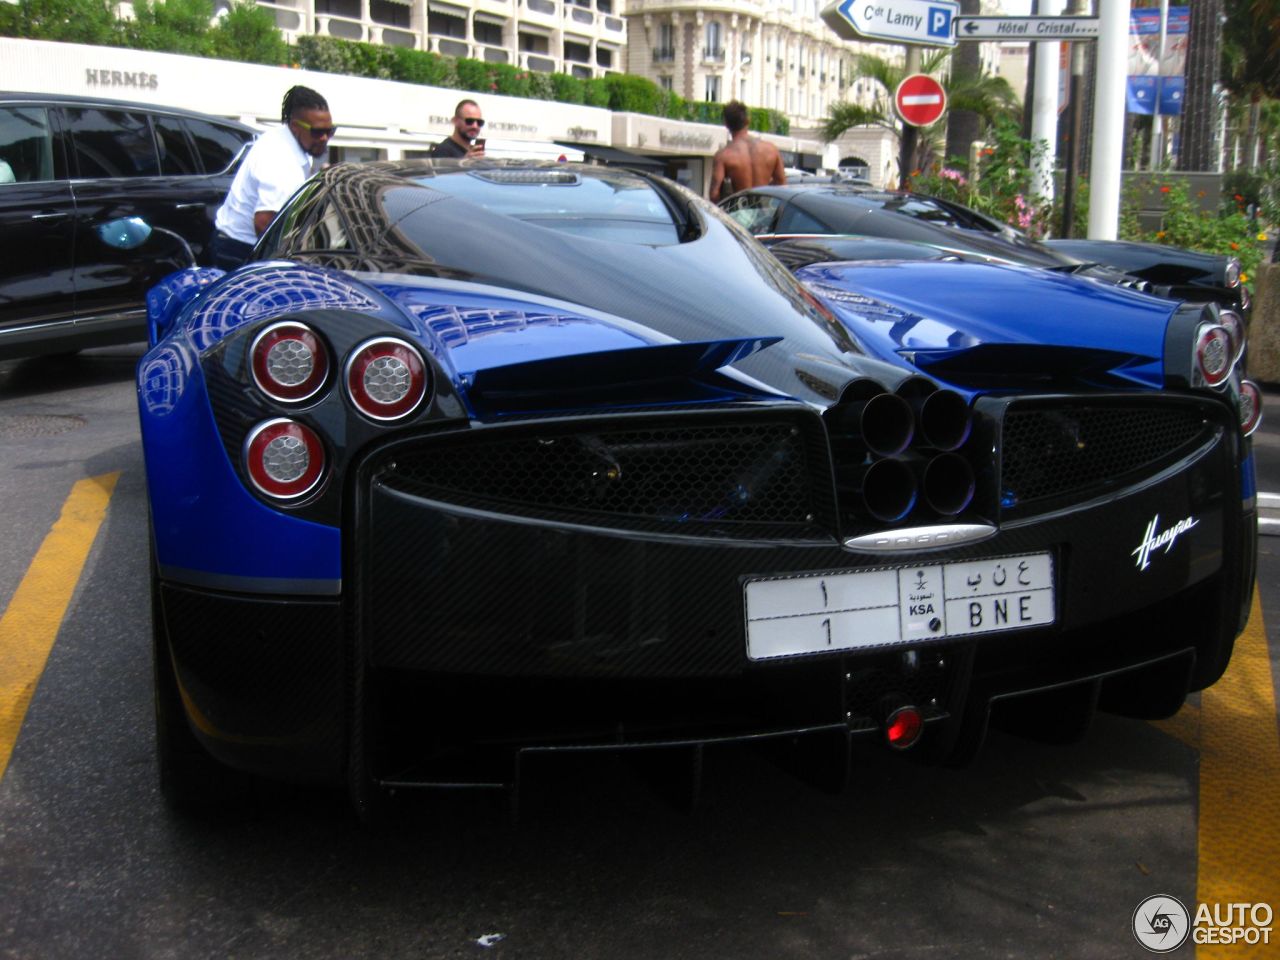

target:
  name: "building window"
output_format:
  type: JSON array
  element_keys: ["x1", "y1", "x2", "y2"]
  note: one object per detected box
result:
[
  {"x1": 704, "y1": 21, "x2": 723, "y2": 61},
  {"x1": 316, "y1": 0, "x2": 359, "y2": 16},
  {"x1": 705, "y1": 74, "x2": 721, "y2": 101},
  {"x1": 564, "y1": 39, "x2": 590, "y2": 62},
  {"x1": 596, "y1": 46, "x2": 613, "y2": 68},
  {"x1": 370, "y1": 0, "x2": 409, "y2": 26},
  {"x1": 659, "y1": 75, "x2": 673, "y2": 91},
  {"x1": 519, "y1": 31, "x2": 549, "y2": 53},
  {"x1": 428, "y1": 9, "x2": 466, "y2": 38},
  {"x1": 474, "y1": 20, "x2": 502, "y2": 45}
]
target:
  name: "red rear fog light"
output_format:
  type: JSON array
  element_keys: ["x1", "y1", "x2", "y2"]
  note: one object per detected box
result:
[{"x1": 884, "y1": 704, "x2": 924, "y2": 750}]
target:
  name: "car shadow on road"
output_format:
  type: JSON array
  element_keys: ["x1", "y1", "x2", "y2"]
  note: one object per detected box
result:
[{"x1": 0, "y1": 344, "x2": 147, "y2": 399}]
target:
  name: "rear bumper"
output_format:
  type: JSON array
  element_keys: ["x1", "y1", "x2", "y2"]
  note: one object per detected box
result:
[{"x1": 157, "y1": 409, "x2": 1255, "y2": 783}]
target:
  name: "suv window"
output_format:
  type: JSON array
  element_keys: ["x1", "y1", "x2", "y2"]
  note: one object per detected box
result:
[
  {"x1": 184, "y1": 117, "x2": 251, "y2": 173},
  {"x1": 65, "y1": 107, "x2": 159, "y2": 178},
  {"x1": 0, "y1": 106, "x2": 56, "y2": 183},
  {"x1": 152, "y1": 114, "x2": 201, "y2": 175}
]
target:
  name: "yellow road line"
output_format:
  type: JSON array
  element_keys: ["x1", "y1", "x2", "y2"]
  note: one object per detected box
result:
[
  {"x1": 1197, "y1": 590, "x2": 1280, "y2": 957},
  {"x1": 0, "y1": 473, "x2": 119, "y2": 782}
]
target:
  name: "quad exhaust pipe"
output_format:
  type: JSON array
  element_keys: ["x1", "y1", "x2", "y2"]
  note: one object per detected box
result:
[{"x1": 827, "y1": 378, "x2": 977, "y2": 526}]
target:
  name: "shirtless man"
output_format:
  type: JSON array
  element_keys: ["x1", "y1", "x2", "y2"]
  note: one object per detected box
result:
[{"x1": 709, "y1": 100, "x2": 786, "y2": 202}]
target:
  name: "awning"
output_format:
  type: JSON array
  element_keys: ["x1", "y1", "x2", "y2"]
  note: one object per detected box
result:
[
  {"x1": 556, "y1": 142, "x2": 666, "y2": 172},
  {"x1": 473, "y1": 11, "x2": 507, "y2": 25},
  {"x1": 429, "y1": 1, "x2": 468, "y2": 17}
]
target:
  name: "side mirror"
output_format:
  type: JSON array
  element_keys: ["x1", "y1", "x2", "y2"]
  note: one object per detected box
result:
[{"x1": 96, "y1": 216, "x2": 153, "y2": 250}]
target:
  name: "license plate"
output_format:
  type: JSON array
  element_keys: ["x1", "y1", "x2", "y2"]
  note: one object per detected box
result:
[{"x1": 744, "y1": 552, "x2": 1054, "y2": 661}]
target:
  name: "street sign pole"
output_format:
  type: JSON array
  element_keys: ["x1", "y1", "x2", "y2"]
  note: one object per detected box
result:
[
  {"x1": 1089, "y1": 0, "x2": 1131, "y2": 239},
  {"x1": 1030, "y1": 0, "x2": 1063, "y2": 210},
  {"x1": 899, "y1": 47, "x2": 921, "y2": 189}
]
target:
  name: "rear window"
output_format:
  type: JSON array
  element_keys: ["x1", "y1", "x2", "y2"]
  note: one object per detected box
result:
[
  {"x1": 153, "y1": 114, "x2": 201, "y2": 175},
  {"x1": 413, "y1": 169, "x2": 680, "y2": 245},
  {"x1": 183, "y1": 117, "x2": 251, "y2": 173}
]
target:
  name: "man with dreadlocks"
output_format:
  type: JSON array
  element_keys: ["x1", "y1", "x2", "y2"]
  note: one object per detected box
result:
[{"x1": 209, "y1": 85, "x2": 334, "y2": 270}]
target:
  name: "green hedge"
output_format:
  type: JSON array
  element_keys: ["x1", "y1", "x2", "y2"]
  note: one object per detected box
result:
[{"x1": 291, "y1": 34, "x2": 788, "y2": 134}]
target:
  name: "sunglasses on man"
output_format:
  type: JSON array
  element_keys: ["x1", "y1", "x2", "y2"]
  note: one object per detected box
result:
[
  {"x1": 293, "y1": 118, "x2": 339, "y2": 139},
  {"x1": 461, "y1": 118, "x2": 486, "y2": 128}
]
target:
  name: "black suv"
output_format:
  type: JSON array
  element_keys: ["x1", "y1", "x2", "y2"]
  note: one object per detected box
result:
[{"x1": 0, "y1": 92, "x2": 256, "y2": 360}]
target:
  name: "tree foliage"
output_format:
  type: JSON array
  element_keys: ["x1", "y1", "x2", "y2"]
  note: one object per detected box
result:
[
  {"x1": 208, "y1": 2, "x2": 288, "y2": 65},
  {"x1": 124, "y1": 0, "x2": 215, "y2": 54},
  {"x1": 0, "y1": 0, "x2": 120, "y2": 45}
]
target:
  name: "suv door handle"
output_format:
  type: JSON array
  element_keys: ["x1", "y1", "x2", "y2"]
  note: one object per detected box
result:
[
  {"x1": 174, "y1": 202, "x2": 206, "y2": 210},
  {"x1": 31, "y1": 211, "x2": 69, "y2": 220}
]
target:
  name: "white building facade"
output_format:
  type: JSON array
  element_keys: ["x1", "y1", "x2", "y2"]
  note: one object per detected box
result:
[{"x1": 238, "y1": 0, "x2": 627, "y2": 80}]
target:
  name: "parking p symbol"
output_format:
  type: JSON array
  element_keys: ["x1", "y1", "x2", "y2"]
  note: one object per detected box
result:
[{"x1": 928, "y1": 6, "x2": 951, "y2": 36}]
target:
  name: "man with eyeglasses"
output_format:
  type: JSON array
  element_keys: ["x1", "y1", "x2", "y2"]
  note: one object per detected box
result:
[
  {"x1": 209, "y1": 86, "x2": 334, "y2": 270},
  {"x1": 432, "y1": 99, "x2": 487, "y2": 159}
]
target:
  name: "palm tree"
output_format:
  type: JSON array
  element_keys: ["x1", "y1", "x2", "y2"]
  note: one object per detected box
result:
[
  {"x1": 821, "y1": 50, "x2": 1019, "y2": 184},
  {"x1": 1219, "y1": 0, "x2": 1280, "y2": 169}
]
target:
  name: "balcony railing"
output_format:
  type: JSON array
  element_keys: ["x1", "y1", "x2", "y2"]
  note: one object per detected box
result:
[
  {"x1": 523, "y1": 53, "x2": 556, "y2": 72},
  {"x1": 652, "y1": 46, "x2": 675, "y2": 62},
  {"x1": 526, "y1": 0, "x2": 555, "y2": 13},
  {"x1": 703, "y1": 46, "x2": 724, "y2": 62},
  {"x1": 570, "y1": 7, "x2": 593, "y2": 24},
  {"x1": 381, "y1": 26, "x2": 416, "y2": 46},
  {"x1": 437, "y1": 37, "x2": 469, "y2": 56},
  {"x1": 604, "y1": 15, "x2": 622, "y2": 30},
  {"x1": 482, "y1": 45, "x2": 510, "y2": 62},
  {"x1": 321, "y1": 15, "x2": 364, "y2": 40}
]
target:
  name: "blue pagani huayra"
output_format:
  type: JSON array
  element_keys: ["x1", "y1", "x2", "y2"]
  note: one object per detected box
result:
[{"x1": 137, "y1": 160, "x2": 1261, "y2": 816}]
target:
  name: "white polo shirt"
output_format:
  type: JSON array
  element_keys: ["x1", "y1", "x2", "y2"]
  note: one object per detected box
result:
[{"x1": 214, "y1": 124, "x2": 321, "y2": 244}]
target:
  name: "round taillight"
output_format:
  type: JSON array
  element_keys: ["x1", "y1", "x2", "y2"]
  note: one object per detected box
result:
[
  {"x1": 345, "y1": 337, "x2": 428, "y2": 421},
  {"x1": 1217, "y1": 309, "x2": 1246, "y2": 364},
  {"x1": 885, "y1": 705, "x2": 924, "y2": 750},
  {"x1": 1225, "y1": 257, "x2": 1241, "y2": 288},
  {"x1": 1195, "y1": 324, "x2": 1233, "y2": 387},
  {"x1": 1239, "y1": 380, "x2": 1263, "y2": 436},
  {"x1": 244, "y1": 418, "x2": 325, "y2": 499},
  {"x1": 250, "y1": 322, "x2": 329, "y2": 403}
]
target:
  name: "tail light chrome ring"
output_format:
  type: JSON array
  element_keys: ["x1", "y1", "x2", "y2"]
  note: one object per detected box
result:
[
  {"x1": 345, "y1": 337, "x2": 429, "y2": 421},
  {"x1": 250, "y1": 321, "x2": 329, "y2": 403},
  {"x1": 1195, "y1": 324, "x2": 1234, "y2": 388},
  {"x1": 244, "y1": 418, "x2": 326, "y2": 500},
  {"x1": 1217, "y1": 309, "x2": 1246, "y2": 365},
  {"x1": 1239, "y1": 380, "x2": 1263, "y2": 437}
]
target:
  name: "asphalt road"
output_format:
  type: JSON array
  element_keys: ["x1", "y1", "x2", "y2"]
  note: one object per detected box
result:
[{"x1": 0, "y1": 344, "x2": 1278, "y2": 960}]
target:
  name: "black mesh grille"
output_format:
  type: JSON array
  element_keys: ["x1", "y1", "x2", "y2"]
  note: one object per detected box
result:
[
  {"x1": 1001, "y1": 402, "x2": 1211, "y2": 514},
  {"x1": 377, "y1": 415, "x2": 830, "y2": 535}
]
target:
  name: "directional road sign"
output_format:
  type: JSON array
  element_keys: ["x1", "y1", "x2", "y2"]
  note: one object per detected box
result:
[
  {"x1": 894, "y1": 73, "x2": 947, "y2": 127},
  {"x1": 821, "y1": 0, "x2": 958, "y2": 47},
  {"x1": 952, "y1": 15, "x2": 1100, "y2": 41}
]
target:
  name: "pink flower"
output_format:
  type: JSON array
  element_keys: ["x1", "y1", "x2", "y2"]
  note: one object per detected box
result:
[{"x1": 939, "y1": 168, "x2": 967, "y2": 186}]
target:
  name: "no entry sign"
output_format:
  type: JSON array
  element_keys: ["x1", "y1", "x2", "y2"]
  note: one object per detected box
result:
[{"x1": 894, "y1": 73, "x2": 947, "y2": 127}]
